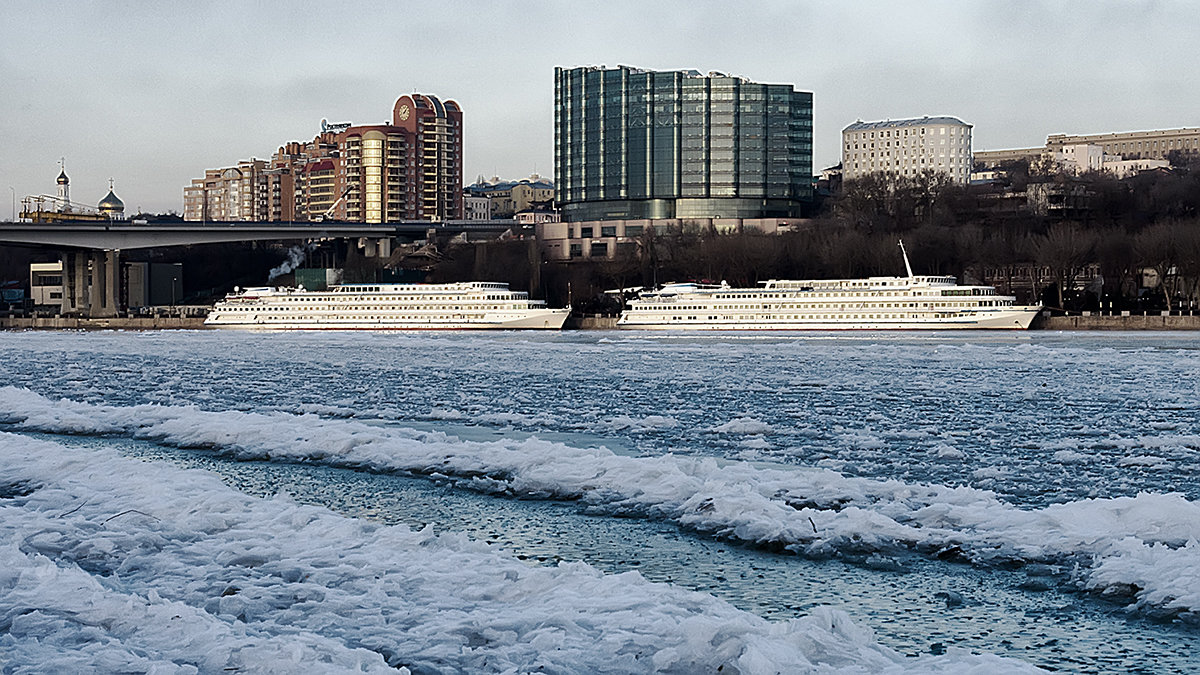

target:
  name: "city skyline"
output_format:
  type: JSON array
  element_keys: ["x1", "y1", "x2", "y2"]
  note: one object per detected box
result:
[{"x1": 3, "y1": 0, "x2": 1199, "y2": 215}]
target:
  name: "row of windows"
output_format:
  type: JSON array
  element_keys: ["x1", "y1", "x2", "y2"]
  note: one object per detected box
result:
[
  {"x1": 847, "y1": 148, "x2": 969, "y2": 160},
  {"x1": 710, "y1": 288, "x2": 945, "y2": 298},
  {"x1": 222, "y1": 305, "x2": 533, "y2": 314},
  {"x1": 852, "y1": 159, "x2": 969, "y2": 169},
  {"x1": 1090, "y1": 137, "x2": 1200, "y2": 152},
  {"x1": 631, "y1": 312, "x2": 986, "y2": 322},
  {"x1": 846, "y1": 126, "x2": 967, "y2": 140},
  {"x1": 638, "y1": 300, "x2": 1005, "y2": 310},
  {"x1": 236, "y1": 315, "x2": 494, "y2": 322},
  {"x1": 847, "y1": 137, "x2": 968, "y2": 150}
]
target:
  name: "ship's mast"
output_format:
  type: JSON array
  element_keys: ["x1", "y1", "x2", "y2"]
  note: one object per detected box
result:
[{"x1": 898, "y1": 240, "x2": 914, "y2": 278}]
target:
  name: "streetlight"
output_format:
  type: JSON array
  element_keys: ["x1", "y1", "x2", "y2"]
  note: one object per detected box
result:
[{"x1": 8, "y1": 186, "x2": 14, "y2": 222}]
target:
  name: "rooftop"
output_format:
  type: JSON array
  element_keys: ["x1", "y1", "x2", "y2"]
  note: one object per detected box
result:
[{"x1": 843, "y1": 116, "x2": 971, "y2": 132}]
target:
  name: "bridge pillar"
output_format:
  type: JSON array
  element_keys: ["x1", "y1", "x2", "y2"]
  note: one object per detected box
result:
[
  {"x1": 357, "y1": 237, "x2": 393, "y2": 258},
  {"x1": 58, "y1": 249, "x2": 121, "y2": 317},
  {"x1": 63, "y1": 251, "x2": 89, "y2": 315},
  {"x1": 104, "y1": 250, "x2": 120, "y2": 316},
  {"x1": 87, "y1": 250, "x2": 119, "y2": 318}
]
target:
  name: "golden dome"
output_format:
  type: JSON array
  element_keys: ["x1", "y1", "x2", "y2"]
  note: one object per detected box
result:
[{"x1": 98, "y1": 189, "x2": 124, "y2": 214}]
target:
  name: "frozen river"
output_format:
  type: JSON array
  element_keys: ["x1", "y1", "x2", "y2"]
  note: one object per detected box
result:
[{"x1": 2, "y1": 330, "x2": 1198, "y2": 673}]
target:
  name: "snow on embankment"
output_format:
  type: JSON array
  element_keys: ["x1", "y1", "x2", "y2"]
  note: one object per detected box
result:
[
  {"x1": 0, "y1": 433, "x2": 1038, "y2": 674},
  {"x1": 2, "y1": 385, "x2": 1198, "y2": 621}
]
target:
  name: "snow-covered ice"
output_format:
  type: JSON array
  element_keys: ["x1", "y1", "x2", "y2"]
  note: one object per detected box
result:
[
  {"x1": 2, "y1": 329, "x2": 1199, "y2": 672},
  {"x1": 2, "y1": 386, "x2": 1198, "y2": 624},
  {"x1": 0, "y1": 433, "x2": 1041, "y2": 673}
]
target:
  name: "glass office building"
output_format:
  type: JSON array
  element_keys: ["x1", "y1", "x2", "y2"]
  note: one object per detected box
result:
[{"x1": 554, "y1": 65, "x2": 813, "y2": 222}]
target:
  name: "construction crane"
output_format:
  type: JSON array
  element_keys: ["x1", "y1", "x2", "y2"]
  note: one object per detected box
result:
[{"x1": 313, "y1": 186, "x2": 353, "y2": 222}]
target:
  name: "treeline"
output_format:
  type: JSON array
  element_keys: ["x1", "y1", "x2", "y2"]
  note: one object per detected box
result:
[
  {"x1": 504, "y1": 222, "x2": 1197, "y2": 313},
  {"x1": 427, "y1": 222, "x2": 1200, "y2": 314},
  {"x1": 429, "y1": 159, "x2": 1200, "y2": 312}
]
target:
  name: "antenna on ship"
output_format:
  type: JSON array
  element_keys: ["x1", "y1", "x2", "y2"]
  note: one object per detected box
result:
[{"x1": 898, "y1": 240, "x2": 914, "y2": 278}]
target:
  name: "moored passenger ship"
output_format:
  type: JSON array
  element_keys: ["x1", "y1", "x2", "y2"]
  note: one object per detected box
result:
[
  {"x1": 205, "y1": 282, "x2": 570, "y2": 330},
  {"x1": 617, "y1": 245, "x2": 1040, "y2": 331}
]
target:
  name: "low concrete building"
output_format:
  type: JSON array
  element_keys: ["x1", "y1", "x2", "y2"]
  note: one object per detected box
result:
[
  {"x1": 1047, "y1": 128, "x2": 1200, "y2": 161},
  {"x1": 1104, "y1": 158, "x2": 1170, "y2": 179},
  {"x1": 29, "y1": 262, "x2": 64, "y2": 306},
  {"x1": 464, "y1": 175, "x2": 555, "y2": 218},
  {"x1": 537, "y1": 217, "x2": 807, "y2": 262},
  {"x1": 30, "y1": 260, "x2": 183, "y2": 312},
  {"x1": 464, "y1": 195, "x2": 491, "y2": 221},
  {"x1": 516, "y1": 210, "x2": 559, "y2": 226},
  {"x1": 977, "y1": 127, "x2": 1200, "y2": 171},
  {"x1": 973, "y1": 147, "x2": 1045, "y2": 168}
]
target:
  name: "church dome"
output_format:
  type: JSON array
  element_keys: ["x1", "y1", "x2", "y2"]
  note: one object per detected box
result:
[
  {"x1": 57, "y1": 170, "x2": 69, "y2": 185},
  {"x1": 98, "y1": 189, "x2": 124, "y2": 215}
]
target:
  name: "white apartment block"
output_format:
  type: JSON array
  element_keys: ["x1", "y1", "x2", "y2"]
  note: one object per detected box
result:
[
  {"x1": 463, "y1": 195, "x2": 491, "y2": 221},
  {"x1": 1055, "y1": 144, "x2": 1105, "y2": 174},
  {"x1": 1053, "y1": 143, "x2": 1170, "y2": 178},
  {"x1": 842, "y1": 116, "x2": 973, "y2": 185}
]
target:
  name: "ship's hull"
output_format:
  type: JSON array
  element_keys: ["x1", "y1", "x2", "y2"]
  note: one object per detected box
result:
[
  {"x1": 618, "y1": 307, "x2": 1040, "y2": 330},
  {"x1": 205, "y1": 309, "x2": 570, "y2": 331}
]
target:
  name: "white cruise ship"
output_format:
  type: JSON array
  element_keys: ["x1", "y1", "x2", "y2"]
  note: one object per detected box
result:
[
  {"x1": 617, "y1": 244, "x2": 1040, "y2": 331},
  {"x1": 205, "y1": 281, "x2": 570, "y2": 330}
]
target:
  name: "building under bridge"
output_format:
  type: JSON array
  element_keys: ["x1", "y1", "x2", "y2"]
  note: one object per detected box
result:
[{"x1": 0, "y1": 218, "x2": 515, "y2": 318}]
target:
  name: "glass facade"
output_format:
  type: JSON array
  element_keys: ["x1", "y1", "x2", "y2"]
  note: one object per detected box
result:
[{"x1": 555, "y1": 65, "x2": 813, "y2": 222}]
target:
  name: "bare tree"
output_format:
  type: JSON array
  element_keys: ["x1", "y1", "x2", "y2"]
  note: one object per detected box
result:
[
  {"x1": 1169, "y1": 220, "x2": 1200, "y2": 309},
  {"x1": 1031, "y1": 223, "x2": 1098, "y2": 310},
  {"x1": 1133, "y1": 223, "x2": 1184, "y2": 311},
  {"x1": 1093, "y1": 228, "x2": 1137, "y2": 308}
]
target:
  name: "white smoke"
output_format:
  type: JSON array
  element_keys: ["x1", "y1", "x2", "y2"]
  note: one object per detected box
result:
[{"x1": 267, "y1": 243, "x2": 316, "y2": 282}]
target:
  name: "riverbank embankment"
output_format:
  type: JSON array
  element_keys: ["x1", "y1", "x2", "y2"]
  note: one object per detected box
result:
[
  {"x1": 0, "y1": 316, "x2": 206, "y2": 330},
  {"x1": 1034, "y1": 312, "x2": 1200, "y2": 330}
]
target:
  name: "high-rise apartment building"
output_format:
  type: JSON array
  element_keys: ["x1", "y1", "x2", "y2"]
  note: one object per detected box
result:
[
  {"x1": 272, "y1": 131, "x2": 341, "y2": 222},
  {"x1": 554, "y1": 65, "x2": 813, "y2": 222},
  {"x1": 182, "y1": 159, "x2": 267, "y2": 221},
  {"x1": 340, "y1": 126, "x2": 407, "y2": 223},
  {"x1": 338, "y1": 95, "x2": 463, "y2": 223},
  {"x1": 841, "y1": 116, "x2": 973, "y2": 185},
  {"x1": 183, "y1": 94, "x2": 462, "y2": 222},
  {"x1": 401, "y1": 94, "x2": 463, "y2": 221}
]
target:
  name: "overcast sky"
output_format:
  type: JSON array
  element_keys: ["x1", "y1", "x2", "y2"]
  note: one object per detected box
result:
[{"x1": 2, "y1": 0, "x2": 1198, "y2": 215}]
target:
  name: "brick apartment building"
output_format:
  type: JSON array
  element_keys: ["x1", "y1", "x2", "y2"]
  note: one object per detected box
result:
[{"x1": 184, "y1": 94, "x2": 462, "y2": 223}]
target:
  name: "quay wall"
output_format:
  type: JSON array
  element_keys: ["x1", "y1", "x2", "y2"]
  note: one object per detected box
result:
[
  {"x1": 0, "y1": 316, "x2": 207, "y2": 330},
  {"x1": 566, "y1": 315, "x2": 620, "y2": 330},
  {"x1": 1034, "y1": 313, "x2": 1200, "y2": 330}
]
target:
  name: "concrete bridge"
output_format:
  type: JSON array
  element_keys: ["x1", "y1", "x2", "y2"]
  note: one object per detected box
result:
[
  {"x1": 0, "y1": 219, "x2": 515, "y2": 250},
  {"x1": 0, "y1": 219, "x2": 517, "y2": 317}
]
